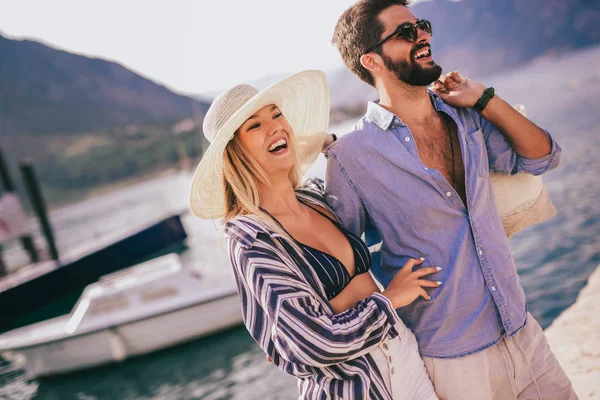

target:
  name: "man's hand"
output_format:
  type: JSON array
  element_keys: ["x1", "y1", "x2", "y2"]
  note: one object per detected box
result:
[
  {"x1": 431, "y1": 71, "x2": 486, "y2": 108},
  {"x1": 433, "y1": 72, "x2": 552, "y2": 158}
]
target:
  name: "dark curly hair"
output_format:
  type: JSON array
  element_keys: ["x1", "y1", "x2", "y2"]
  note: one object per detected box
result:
[{"x1": 332, "y1": 0, "x2": 411, "y2": 87}]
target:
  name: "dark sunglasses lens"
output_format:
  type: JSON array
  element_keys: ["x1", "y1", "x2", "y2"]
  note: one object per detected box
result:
[
  {"x1": 418, "y1": 20, "x2": 432, "y2": 35},
  {"x1": 397, "y1": 24, "x2": 418, "y2": 42}
]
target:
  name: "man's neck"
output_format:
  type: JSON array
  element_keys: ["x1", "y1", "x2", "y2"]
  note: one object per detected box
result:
[{"x1": 377, "y1": 78, "x2": 437, "y2": 125}]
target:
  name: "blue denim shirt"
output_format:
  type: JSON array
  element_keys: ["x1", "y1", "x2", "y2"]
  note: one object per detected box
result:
[{"x1": 324, "y1": 92, "x2": 561, "y2": 358}]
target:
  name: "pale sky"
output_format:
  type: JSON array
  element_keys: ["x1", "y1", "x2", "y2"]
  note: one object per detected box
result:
[{"x1": 0, "y1": 0, "x2": 422, "y2": 96}]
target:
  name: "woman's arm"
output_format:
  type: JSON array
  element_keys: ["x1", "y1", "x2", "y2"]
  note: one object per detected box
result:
[
  {"x1": 230, "y1": 240, "x2": 401, "y2": 368},
  {"x1": 329, "y1": 259, "x2": 442, "y2": 314},
  {"x1": 329, "y1": 272, "x2": 381, "y2": 314}
]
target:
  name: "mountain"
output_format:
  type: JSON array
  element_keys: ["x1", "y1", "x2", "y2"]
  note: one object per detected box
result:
[
  {"x1": 327, "y1": 0, "x2": 600, "y2": 107},
  {"x1": 0, "y1": 33, "x2": 210, "y2": 136}
]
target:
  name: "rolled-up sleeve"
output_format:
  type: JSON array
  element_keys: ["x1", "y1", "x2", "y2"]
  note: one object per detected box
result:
[
  {"x1": 231, "y1": 242, "x2": 400, "y2": 368},
  {"x1": 478, "y1": 112, "x2": 561, "y2": 176}
]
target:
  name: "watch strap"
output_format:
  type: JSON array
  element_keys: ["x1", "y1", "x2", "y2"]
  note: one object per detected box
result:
[{"x1": 473, "y1": 87, "x2": 495, "y2": 113}]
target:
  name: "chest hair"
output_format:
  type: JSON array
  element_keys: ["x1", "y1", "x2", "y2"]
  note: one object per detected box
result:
[{"x1": 409, "y1": 115, "x2": 466, "y2": 202}]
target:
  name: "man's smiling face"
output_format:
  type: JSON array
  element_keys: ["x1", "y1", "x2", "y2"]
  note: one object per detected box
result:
[{"x1": 375, "y1": 5, "x2": 442, "y2": 86}]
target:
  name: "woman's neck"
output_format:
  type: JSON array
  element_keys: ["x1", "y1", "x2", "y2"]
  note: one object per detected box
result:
[{"x1": 259, "y1": 175, "x2": 304, "y2": 218}]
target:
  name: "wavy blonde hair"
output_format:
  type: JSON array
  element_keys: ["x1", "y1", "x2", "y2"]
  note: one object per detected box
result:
[{"x1": 222, "y1": 130, "x2": 304, "y2": 250}]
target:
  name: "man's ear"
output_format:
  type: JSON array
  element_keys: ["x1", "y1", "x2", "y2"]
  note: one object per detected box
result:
[
  {"x1": 360, "y1": 53, "x2": 375, "y2": 71},
  {"x1": 360, "y1": 53, "x2": 379, "y2": 74}
]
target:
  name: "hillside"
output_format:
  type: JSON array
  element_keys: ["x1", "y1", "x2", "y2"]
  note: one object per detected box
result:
[
  {"x1": 0, "y1": 33, "x2": 209, "y2": 136},
  {"x1": 0, "y1": 33, "x2": 211, "y2": 205}
]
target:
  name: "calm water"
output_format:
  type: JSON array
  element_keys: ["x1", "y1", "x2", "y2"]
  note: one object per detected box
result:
[{"x1": 2, "y1": 46, "x2": 600, "y2": 399}]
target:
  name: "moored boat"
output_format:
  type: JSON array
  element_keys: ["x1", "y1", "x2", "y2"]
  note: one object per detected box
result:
[{"x1": 0, "y1": 253, "x2": 242, "y2": 377}]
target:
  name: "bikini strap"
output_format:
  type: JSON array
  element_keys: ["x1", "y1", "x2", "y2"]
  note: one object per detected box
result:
[{"x1": 301, "y1": 201, "x2": 343, "y2": 228}]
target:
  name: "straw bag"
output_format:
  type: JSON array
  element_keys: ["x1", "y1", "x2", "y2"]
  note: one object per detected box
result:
[{"x1": 491, "y1": 105, "x2": 557, "y2": 238}]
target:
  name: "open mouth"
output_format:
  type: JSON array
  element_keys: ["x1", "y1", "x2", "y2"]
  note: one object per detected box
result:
[
  {"x1": 414, "y1": 46, "x2": 432, "y2": 60},
  {"x1": 267, "y1": 138, "x2": 288, "y2": 154}
]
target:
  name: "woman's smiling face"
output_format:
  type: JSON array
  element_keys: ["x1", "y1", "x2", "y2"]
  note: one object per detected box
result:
[{"x1": 236, "y1": 104, "x2": 296, "y2": 177}]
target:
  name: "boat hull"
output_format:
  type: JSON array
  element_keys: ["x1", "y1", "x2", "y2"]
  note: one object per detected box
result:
[
  {"x1": 0, "y1": 214, "x2": 188, "y2": 333},
  {"x1": 6, "y1": 294, "x2": 242, "y2": 377}
]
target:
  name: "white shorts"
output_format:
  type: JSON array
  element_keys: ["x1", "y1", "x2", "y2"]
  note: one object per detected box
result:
[{"x1": 370, "y1": 321, "x2": 438, "y2": 400}]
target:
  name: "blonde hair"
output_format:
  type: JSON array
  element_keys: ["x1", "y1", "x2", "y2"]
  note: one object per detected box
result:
[{"x1": 222, "y1": 130, "x2": 304, "y2": 251}]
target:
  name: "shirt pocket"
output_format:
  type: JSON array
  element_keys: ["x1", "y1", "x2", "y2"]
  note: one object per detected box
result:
[{"x1": 464, "y1": 128, "x2": 489, "y2": 179}]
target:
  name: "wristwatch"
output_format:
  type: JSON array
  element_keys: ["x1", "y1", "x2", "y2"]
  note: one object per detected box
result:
[{"x1": 473, "y1": 87, "x2": 495, "y2": 113}]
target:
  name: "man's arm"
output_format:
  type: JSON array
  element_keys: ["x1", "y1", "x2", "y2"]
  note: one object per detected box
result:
[
  {"x1": 324, "y1": 145, "x2": 367, "y2": 237},
  {"x1": 479, "y1": 95, "x2": 551, "y2": 159},
  {"x1": 433, "y1": 71, "x2": 561, "y2": 175}
]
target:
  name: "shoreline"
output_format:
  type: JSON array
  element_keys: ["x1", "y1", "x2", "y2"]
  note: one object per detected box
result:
[
  {"x1": 45, "y1": 167, "x2": 188, "y2": 213},
  {"x1": 545, "y1": 265, "x2": 600, "y2": 398}
]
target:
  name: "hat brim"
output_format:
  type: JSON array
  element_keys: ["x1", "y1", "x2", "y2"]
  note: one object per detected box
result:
[{"x1": 190, "y1": 70, "x2": 329, "y2": 219}]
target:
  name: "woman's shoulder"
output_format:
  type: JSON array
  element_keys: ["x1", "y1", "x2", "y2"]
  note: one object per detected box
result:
[
  {"x1": 296, "y1": 178, "x2": 327, "y2": 204},
  {"x1": 224, "y1": 215, "x2": 268, "y2": 250}
]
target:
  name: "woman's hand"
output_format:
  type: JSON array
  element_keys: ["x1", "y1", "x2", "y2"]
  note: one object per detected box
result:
[
  {"x1": 382, "y1": 258, "x2": 442, "y2": 308},
  {"x1": 321, "y1": 133, "x2": 336, "y2": 153}
]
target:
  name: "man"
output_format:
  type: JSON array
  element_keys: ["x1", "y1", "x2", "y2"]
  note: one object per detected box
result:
[{"x1": 325, "y1": 0, "x2": 576, "y2": 398}]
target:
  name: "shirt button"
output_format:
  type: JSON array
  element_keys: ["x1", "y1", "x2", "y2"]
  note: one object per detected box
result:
[
  {"x1": 383, "y1": 343, "x2": 388, "y2": 350},
  {"x1": 395, "y1": 118, "x2": 401, "y2": 123},
  {"x1": 388, "y1": 355, "x2": 392, "y2": 363},
  {"x1": 404, "y1": 137, "x2": 411, "y2": 142},
  {"x1": 446, "y1": 191, "x2": 452, "y2": 197},
  {"x1": 491, "y1": 286, "x2": 497, "y2": 292},
  {"x1": 479, "y1": 250, "x2": 483, "y2": 255},
  {"x1": 424, "y1": 167, "x2": 429, "y2": 171}
]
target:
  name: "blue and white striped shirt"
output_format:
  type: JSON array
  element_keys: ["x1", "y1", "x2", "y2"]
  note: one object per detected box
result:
[{"x1": 225, "y1": 179, "x2": 401, "y2": 400}]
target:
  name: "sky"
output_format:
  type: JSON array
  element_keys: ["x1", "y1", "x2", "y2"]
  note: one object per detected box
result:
[{"x1": 0, "y1": 0, "x2": 422, "y2": 96}]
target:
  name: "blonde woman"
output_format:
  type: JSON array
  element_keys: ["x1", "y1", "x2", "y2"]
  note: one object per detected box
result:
[{"x1": 190, "y1": 70, "x2": 440, "y2": 399}]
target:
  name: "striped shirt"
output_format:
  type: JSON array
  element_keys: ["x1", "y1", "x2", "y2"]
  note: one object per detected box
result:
[{"x1": 225, "y1": 179, "x2": 401, "y2": 400}]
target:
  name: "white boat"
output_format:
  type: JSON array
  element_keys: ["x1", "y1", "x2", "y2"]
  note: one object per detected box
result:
[{"x1": 0, "y1": 253, "x2": 242, "y2": 377}]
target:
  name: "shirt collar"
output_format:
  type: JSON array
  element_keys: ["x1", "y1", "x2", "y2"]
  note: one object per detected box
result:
[
  {"x1": 364, "y1": 89, "x2": 446, "y2": 130},
  {"x1": 225, "y1": 216, "x2": 284, "y2": 249}
]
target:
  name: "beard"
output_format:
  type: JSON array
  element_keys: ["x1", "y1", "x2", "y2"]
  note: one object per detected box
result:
[{"x1": 381, "y1": 52, "x2": 442, "y2": 87}]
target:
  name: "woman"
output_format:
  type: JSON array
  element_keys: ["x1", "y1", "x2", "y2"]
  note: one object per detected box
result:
[{"x1": 190, "y1": 70, "x2": 440, "y2": 399}]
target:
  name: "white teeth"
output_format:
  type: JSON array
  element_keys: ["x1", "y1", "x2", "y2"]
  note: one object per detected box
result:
[
  {"x1": 415, "y1": 49, "x2": 430, "y2": 59},
  {"x1": 268, "y1": 138, "x2": 287, "y2": 152}
]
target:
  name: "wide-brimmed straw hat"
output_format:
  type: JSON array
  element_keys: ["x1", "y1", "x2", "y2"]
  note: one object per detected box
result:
[{"x1": 190, "y1": 70, "x2": 329, "y2": 219}]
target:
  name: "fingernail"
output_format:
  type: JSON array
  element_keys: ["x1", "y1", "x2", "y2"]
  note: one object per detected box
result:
[
  {"x1": 419, "y1": 257, "x2": 425, "y2": 261},
  {"x1": 436, "y1": 267, "x2": 442, "y2": 271},
  {"x1": 427, "y1": 296, "x2": 431, "y2": 300},
  {"x1": 436, "y1": 281, "x2": 443, "y2": 286}
]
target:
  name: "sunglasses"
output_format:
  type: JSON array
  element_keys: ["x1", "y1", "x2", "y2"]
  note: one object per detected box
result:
[{"x1": 364, "y1": 19, "x2": 433, "y2": 54}]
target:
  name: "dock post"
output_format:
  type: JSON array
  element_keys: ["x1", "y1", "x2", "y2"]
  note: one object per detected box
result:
[
  {"x1": 0, "y1": 145, "x2": 39, "y2": 265},
  {"x1": 0, "y1": 245, "x2": 6, "y2": 277},
  {"x1": 19, "y1": 160, "x2": 59, "y2": 261}
]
